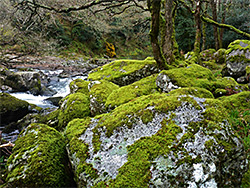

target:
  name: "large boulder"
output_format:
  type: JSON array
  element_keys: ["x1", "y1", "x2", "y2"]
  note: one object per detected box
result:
[
  {"x1": 88, "y1": 58, "x2": 160, "y2": 86},
  {"x1": 0, "y1": 93, "x2": 30, "y2": 125},
  {"x1": 222, "y1": 40, "x2": 250, "y2": 83},
  {"x1": 65, "y1": 93, "x2": 248, "y2": 187},
  {"x1": 5, "y1": 123, "x2": 74, "y2": 187}
]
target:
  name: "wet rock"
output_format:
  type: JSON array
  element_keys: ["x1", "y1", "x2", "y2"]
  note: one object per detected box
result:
[
  {"x1": 65, "y1": 94, "x2": 248, "y2": 187},
  {"x1": 0, "y1": 93, "x2": 30, "y2": 125},
  {"x1": 44, "y1": 96, "x2": 63, "y2": 107},
  {"x1": 4, "y1": 71, "x2": 42, "y2": 95}
]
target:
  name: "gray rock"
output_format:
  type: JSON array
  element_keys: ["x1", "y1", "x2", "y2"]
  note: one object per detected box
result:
[
  {"x1": 222, "y1": 40, "x2": 250, "y2": 81},
  {"x1": 156, "y1": 72, "x2": 179, "y2": 92},
  {"x1": 4, "y1": 71, "x2": 42, "y2": 95}
]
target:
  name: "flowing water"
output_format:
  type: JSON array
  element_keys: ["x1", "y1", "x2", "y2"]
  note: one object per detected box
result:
[{"x1": 1, "y1": 69, "x2": 87, "y2": 141}]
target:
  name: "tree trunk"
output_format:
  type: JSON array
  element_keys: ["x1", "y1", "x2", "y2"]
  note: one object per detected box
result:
[
  {"x1": 147, "y1": 0, "x2": 168, "y2": 70},
  {"x1": 162, "y1": 0, "x2": 175, "y2": 65},
  {"x1": 202, "y1": 2, "x2": 208, "y2": 51},
  {"x1": 210, "y1": 0, "x2": 219, "y2": 50},
  {"x1": 194, "y1": 0, "x2": 202, "y2": 58}
]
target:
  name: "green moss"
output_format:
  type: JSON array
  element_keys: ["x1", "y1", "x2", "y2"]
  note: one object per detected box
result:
[
  {"x1": 37, "y1": 109, "x2": 60, "y2": 130},
  {"x1": 159, "y1": 64, "x2": 246, "y2": 95},
  {"x1": 0, "y1": 93, "x2": 29, "y2": 113},
  {"x1": 225, "y1": 40, "x2": 250, "y2": 64},
  {"x1": 65, "y1": 92, "x2": 246, "y2": 187},
  {"x1": 106, "y1": 74, "x2": 159, "y2": 109},
  {"x1": 161, "y1": 64, "x2": 215, "y2": 88},
  {"x1": 226, "y1": 40, "x2": 250, "y2": 54},
  {"x1": 246, "y1": 65, "x2": 250, "y2": 75},
  {"x1": 88, "y1": 58, "x2": 158, "y2": 86},
  {"x1": 214, "y1": 48, "x2": 226, "y2": 64},
  {"x1": 65, "y1": 118, "x2": 98, "y2": 184},
  {"x1": 6, "y1": 123, "x2": 69, "y2": 187},
  {"x1": 214, "y1": 88, "x2": 228, "y2": 97},
  {"x1": 89, "y1": 80, "x2": 119, "y2": 115},
  {"x1": 109, "y1": 121, "x2": 182, "y2": 187},
  {"x1": 242, "y1": 168, "x2": 250, "y2": 188},
  {"x1": 219, "y1": 91, "x2": 250, "y2": 111},
  {"x1": 69, "y1": 79, "x2": 90, "y2": 95},
  {"x1": 168, "y1": 87, "x2": 214, "y2": 98},
  {"x1": 58, "y1": 93, "x2": 90, "y2": 130}
]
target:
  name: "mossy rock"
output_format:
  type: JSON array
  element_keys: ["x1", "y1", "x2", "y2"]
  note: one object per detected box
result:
[
  {"x1": 69, "y1": 78, "x2": 90, "y2": 95},
  {"x1": 5, "y1": 123, "x2": 72, "y2": 187},
  {"x1": 0, "y1": 93, "x2": 30, "y2": 125},
  {"x1": 88, "y1": 58, "x2": 159, "y2": 86},
  {"x1": 57, "y1": 93, "x2": 90, "y2": 130},
  {"x1": 106, "y1": 74, "x2": 159, "y2": 110},
  {"x1": 222, "y1": 40, "x2": 250, "y2": 79},
  {"x1": 156, "y1": 64, "x2": 246, "y2": 96},
  {"x1": 65, "y1": 93, "x2": 247, "y2": 187},
  {"x1": 218, "y1": 91, "x2": 250, "y2": 111},
  {"x1": 200, "y1": 49, "x2": 216, "y2": 61},
  {"x1": 89, "y1": 80, "x2": 119, "y2": 116},
  {"x1": 184, "y1": 51, "x2": 199, "y2": 64},
  {"x1": 168, "y1": 87, "x2": 214, "y2": 98}
]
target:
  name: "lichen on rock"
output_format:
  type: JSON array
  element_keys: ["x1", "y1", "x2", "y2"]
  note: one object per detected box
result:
[{"x1": 65, "y1": 93, "x2": 248, "y2": 187}]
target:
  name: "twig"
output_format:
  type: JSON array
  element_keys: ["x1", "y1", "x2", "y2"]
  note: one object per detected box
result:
[{"x1": 0, "y1": 142, "x2": 15, "y2": 148}]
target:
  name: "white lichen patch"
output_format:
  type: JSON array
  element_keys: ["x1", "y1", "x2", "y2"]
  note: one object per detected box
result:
[{"x1": 78, "y1": 112, "x2": 169, "y2": 186}]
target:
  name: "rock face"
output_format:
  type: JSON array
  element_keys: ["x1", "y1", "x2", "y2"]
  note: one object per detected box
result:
[
  {"x1": 65, "y1": 94, "x2": 248, "y2": 187},
  {"x1": 0, "y1": 93, "x2": 30, "y2": 125},
  {"x1": 5, "y1": 123, "x2": 74, "y2": 187},
  {"x1": 222, "y1": 40, "x2": 250, "y2": 83}
]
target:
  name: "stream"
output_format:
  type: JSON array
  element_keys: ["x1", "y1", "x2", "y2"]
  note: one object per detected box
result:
[{"x1": 1, "y1": 69, "x2": 87, "y2": 141}]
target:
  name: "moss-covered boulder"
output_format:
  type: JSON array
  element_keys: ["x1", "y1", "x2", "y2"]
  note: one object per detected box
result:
[
  {"x1": 89, "y1": 80, "x2": 119, "y2": 116},
  {"x1": 106, "y1": 74, "x2": 159, "y2": 110},
  {"x1": 222, "y1": 40, "x2": 250, "y2": 82},
  {"x1": 69, "y1": 78, "x2": 90, "y2": 95},
  {"x1": 0, "y1": 93, "x2": 30, "y2": 125},
  {"x1": 88, "y1": 58, "x2": 160, "y2": 86},
  {"x1": 57, "y1": 93, "x2": 90, "y2": 130},
  {"x1": 156, "y1": 64, "x2": 247, "y2": 96},
  {"x1": 65, "y1": 94, "x2": 248, "y2": 187},
  {"x1": 5, "y1": 123, "x2": 73, "y2": 187}
]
